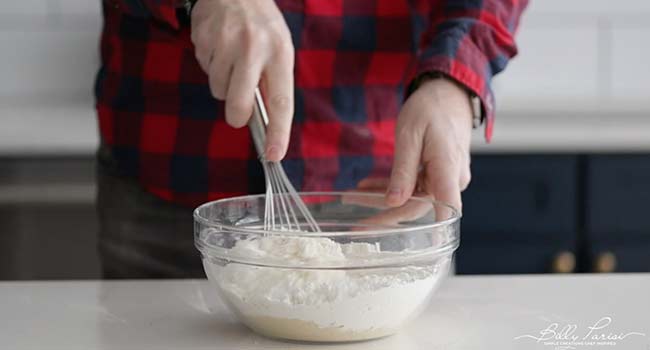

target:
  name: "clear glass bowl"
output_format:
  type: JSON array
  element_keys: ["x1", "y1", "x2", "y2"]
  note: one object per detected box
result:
[{"x1": 194, "y1": 192, "x2": 460, "y2": 342}]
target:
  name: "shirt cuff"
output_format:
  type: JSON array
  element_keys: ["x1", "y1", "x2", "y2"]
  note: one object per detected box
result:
[{"x1": 409, "y1": 45, "x2": 496, "y2": 142}]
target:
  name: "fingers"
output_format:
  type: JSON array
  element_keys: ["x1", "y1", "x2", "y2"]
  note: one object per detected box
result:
[
  {"x1": 340, "y1": 191, "x2": 434, "y2": 230},
  {"x1": 424, "y1": 161, "x2": 462, "y2": 212},
  {"x1": 190, "y1": 0, "x2": 296, "y2": 159},
  {"x1": 192, "y1": 21, "x2": 234, "y2": 100},
  {"x1": 342, "y1": 191, "x2": 387, "y2": 208},
  {"x1": 207, "y1": 50, "x2": 233, "y2": 100},
  {"x1": 225, "y1": 60, "x2": 263, "y2": 129},
  {"x1": 191, "y1": 21, "x2": 212, "y2": 73},
  {"x1": 356, "y1": 200, "x2": 433, "y2": 227},
  {"x1": 357, "y1": 177, "x2": 390, "y2": 191},
  {"x1": 262, "y1": 53, "x2": 294, "y2": 161},
  {"x1": 459, "y1": 154, "x2": 472, "y2": 191},
  {"x1": 386, "y1": 122, "x2": 424, "y2": 207}
]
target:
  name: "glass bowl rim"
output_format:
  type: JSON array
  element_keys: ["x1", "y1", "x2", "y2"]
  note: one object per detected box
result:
[
  {"x1": 193, "y1": 191, "x2": 461, "y2": 237},
  {"x1": 194, "y1": 191, "x2": 461, "y2": 268}
]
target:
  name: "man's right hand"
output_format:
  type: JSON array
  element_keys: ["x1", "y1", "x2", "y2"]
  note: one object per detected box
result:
[{"x1": 191, "y1": 0, "x2": 294, "y2": 161}]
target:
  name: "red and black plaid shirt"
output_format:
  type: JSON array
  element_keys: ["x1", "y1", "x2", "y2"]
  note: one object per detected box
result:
[{"x1": 96, "y1": 0, "x2": 527, "y2": 207}]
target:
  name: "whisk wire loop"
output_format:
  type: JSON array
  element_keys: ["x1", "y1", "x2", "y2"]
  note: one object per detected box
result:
[{"x1": 250, "y1": 88, "x2": 321, "y2": 232}]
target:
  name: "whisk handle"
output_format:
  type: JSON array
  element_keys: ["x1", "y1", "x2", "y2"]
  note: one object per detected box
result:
[{"x1": 249, "y1": 88, "x2": 270, "y2": 160}]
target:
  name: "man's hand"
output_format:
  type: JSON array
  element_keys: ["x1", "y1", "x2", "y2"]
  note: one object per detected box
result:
[
  {"x1": 191, "y1": 0, "x2": 294, "y2": 161},
  {"x1": 385, "y1": 77, "x2": 473, "y2": 211}
]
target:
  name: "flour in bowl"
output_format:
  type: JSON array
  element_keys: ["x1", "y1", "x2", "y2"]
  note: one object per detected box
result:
[{"x1": 203, "y1": 236, "x2": 450, "y2": 341}]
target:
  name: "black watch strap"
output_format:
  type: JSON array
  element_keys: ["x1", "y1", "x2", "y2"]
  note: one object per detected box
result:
[{"x1": 183, "y1": 0, "x2": 198, "y2": 16}]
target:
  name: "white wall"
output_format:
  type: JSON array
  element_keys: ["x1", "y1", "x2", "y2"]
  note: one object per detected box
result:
[
  {"x1": 0, "y1": 0, "x2": 648, "y2": 154},
  {"x1": 494, "y1": 0, "x2": 650, "y2": 112},
  {"x1": 0, "y1": 0, "x2": 101, "y2": 103},
  {"x1": 0, "y1": 0, "x2": 100, "y2": 155}
]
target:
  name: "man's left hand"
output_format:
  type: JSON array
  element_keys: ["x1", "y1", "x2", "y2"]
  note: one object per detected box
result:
[{"x1": 384, "y1": 77, "x2": 473, "y2": 211}]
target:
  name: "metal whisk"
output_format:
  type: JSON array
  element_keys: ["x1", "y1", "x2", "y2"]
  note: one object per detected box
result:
[{"x1": 249, "y1": 88, "x2": 320, "y2": 232}]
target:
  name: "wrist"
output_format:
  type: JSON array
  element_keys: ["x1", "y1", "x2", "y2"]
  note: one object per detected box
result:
[
  {"x1": 410, "y1": 72, "x2": 481, "y2": 129},
  {"x1": 413, "y1": 77, "x2": 474, "y2": 131}
]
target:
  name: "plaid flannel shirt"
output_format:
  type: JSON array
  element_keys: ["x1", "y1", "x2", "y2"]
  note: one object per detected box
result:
[{"x1": 96, "y1": 0, "x2": 527, "y2": 207}]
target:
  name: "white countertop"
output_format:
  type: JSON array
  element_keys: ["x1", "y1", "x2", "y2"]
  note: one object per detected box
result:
[{"x1": 1, "y1": 275, "x2": 648, "y2": 349}]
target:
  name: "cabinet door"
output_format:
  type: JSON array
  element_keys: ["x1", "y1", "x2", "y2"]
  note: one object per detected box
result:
[
  {"x1": 586, "y1": 156, "x2": 650, "y2": 272},
  {"x1": 457, "y1": 156, "x2": 578, "y2": 274}
]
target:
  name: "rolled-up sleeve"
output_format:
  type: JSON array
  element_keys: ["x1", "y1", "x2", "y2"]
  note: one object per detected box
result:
[{"x1": 413, "y1": 0, "x2": 528, "y2": 141}]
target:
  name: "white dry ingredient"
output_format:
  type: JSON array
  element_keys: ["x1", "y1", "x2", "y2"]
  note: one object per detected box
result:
[{"x1": 203, "y1": 236, "x2": 450, "y2": 341}]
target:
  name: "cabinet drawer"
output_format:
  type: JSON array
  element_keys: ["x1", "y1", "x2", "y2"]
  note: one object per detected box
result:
[
  {"x1": 586, "y1": 155, "x2": 650, "y2": 272},
  {"x1": 462, "y1": 156, "x2": 578, "y2": 237},
  {"x1": 587, "y1": 155, "x2": 650, "y2": 236},
  {"x1": 457, "y1": 156, "x2": 579, "y2": 274}
]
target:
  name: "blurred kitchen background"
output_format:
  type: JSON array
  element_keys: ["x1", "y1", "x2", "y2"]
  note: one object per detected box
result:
[{"x1": 1, "y1": 0, "x2": 649, "y2": 279}]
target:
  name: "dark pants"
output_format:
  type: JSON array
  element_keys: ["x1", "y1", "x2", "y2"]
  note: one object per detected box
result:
[{"x1": 96, "y1": 155, "x2": 204, "y2": 279}]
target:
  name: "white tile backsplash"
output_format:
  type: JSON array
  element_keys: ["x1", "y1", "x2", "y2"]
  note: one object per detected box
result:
[
  {"x1": 0, "y1": 0, "x2": 647, "y2": 112},
  {"x1": 58, "y1": 0, "x2": 101, "y2": 15},
  {"x1": 612, "y1": 26, "x2": 650, "y2": 100},
  {"x1": 0, "y1": 0, "x2": 99, "y2": 17},
  {"x1": 529, "y1": 0, "x2": 650, "y2": 15},
  {"x1": 0, "y1": 30, "x2": 99, "y2": 102},
  {"x1": 495, "y1": 24, "x2": 600, "y2": 101},
  {"x1": 0, "y1": 0, "x2": 49, "y2": 15}
]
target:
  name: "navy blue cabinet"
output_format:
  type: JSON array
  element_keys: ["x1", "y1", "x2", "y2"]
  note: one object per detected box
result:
[
  {"x1": 457, "y1": 154, "x2": 650, "y2": 274},
  {"x1": 457, "y1": 156, "x2": 579, "y2": 274},
  {"x1": 586, "y1": 156, "x2": 650, "y2": 272}
]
